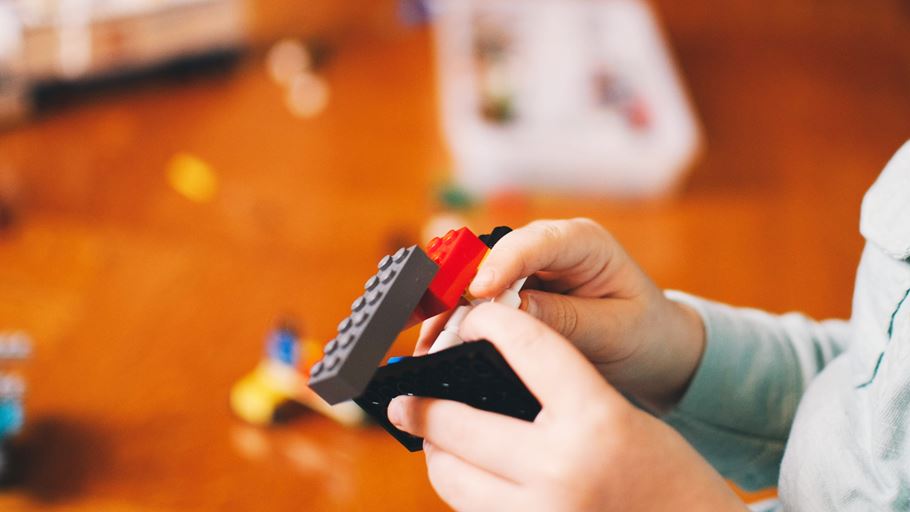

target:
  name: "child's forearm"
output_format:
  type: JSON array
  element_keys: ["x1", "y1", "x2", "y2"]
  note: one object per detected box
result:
[{"x1": 662, "y1": 291, "x2": 851, "y2": 490}]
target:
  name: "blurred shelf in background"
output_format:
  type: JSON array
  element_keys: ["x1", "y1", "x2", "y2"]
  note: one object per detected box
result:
[{"x1": 0, "y1": 0, "x2": 247, "y2": 124}]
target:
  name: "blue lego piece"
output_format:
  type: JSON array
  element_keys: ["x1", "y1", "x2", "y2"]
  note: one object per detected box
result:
[
  {"x1": 266, "y1": 327, "x2": 300, "y2": 367},
  {"x1": 0, "y1": 400, "x2": 23, "y2": 438},
  {"x1": 386, "y1": 356, "x2": 409, "y2": 365}
]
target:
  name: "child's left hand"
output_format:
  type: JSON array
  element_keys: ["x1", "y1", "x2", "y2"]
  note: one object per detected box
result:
[{"x1": 387, "y1": 302, "x2": 745, "y2": 511}]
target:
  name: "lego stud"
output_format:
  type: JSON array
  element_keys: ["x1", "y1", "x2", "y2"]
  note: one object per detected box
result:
[
  {"x1": 311, "y1": 360, "x2": 324, "y2": 376},
  {"x1": 309, "y1": 244, "x2": 439, "y2": 404},
  {"x1": 380, "y1": 269, "x2": 397, "y2": 283},
  {"x1": 366, "y1": 289, "x2": 383, "y2": 305},
  {"x1": 324, "y1": 339, "x2": 338, "y2": 354},
  {"x1": 393, "y1": 247, "x2": 409, "y2": 262}
]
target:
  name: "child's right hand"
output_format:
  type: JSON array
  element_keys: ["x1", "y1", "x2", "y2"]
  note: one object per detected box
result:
[
  {"x1": 416, "y1": 218, "x2": 706, "y2": 412},
  {"x1": 393, "y1": 303, "x2": 745, "y2": 512}
]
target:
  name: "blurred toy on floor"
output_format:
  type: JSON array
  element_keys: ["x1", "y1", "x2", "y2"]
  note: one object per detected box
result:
[
  {"x1": 166, "y1": 152, "x2": 218, "y2": 204},
  {"x1": 0, "y1": 375, "x2": 24, "y2": 483},
  {"x1": 266, "y1": 38, "x2": 313, "y2": 87},
  {"x1": 0, "y1": 333, "x2": 29, "y2": 361},
  {"x1": 285, "y1": 73, "x2": 329, "y2": 119},
  {"x1": 230, "y1": 321, "x2": 367, "y2": 428},
  {"x1": 421, "y1": 183, "x2": 476, "y2": 245},
  {"x1": 266, "y1": 37, "x2": 331, "y2": 119},
  {"x1": 0, "y1": 331, "x2": 31, "y2": 485}
]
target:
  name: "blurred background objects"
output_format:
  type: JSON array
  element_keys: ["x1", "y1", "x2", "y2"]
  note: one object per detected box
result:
[
  {"x1": 0, "y1": 0, "x2": 246, "y2": 122},
  {"x1": 0, "y1": 0, "x2": 907, "y2": 510},
  {"x1": 433, "y1": 0, "x2": 700, "y2": 197}
]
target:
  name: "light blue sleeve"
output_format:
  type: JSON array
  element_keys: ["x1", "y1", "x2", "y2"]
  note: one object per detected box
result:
[{"x1": 661, "y1": 291, "x2": 851, "y2": 491}]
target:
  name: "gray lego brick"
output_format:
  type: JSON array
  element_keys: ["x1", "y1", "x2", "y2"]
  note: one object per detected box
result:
[{"x1": 308, "y1": 246, "x2": 439, "y2": 404}]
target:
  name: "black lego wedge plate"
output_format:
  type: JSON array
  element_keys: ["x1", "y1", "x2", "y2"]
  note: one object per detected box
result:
[{"x1": 354, "y1": 340, "x2": 541, "y2": 451}]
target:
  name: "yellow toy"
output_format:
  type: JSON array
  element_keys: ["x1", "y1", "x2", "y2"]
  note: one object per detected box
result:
[{"x1": 230, "y1": 323, "x2": 367, "y2": 426}]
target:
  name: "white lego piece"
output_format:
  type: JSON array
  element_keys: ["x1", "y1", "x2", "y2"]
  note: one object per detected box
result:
[
  {"x1": 428, "y1": 277, "x2": 528, "y2": 353},
  {"x1": 429, "y1": 304, "x2": 472, "y2": 354},
  {"x1": 492, "y1": 277, "x2": 527, "y2": 309}
]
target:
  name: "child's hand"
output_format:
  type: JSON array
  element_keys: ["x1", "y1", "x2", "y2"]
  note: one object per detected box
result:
[
  {"x1": 391, "y1": 303, "x2": 744, "y2": 512},
  {"x1": 417, "y1": 218, "x2": 705, "y2": 411}
]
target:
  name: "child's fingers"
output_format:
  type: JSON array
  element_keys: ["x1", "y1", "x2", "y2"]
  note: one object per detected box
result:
[
  {"x1": 388, "y1": 395, "x2": 538, "y2": 481},
  {"x1": 468, "y1": 218, "x2": 614, "y2": 299},
  {"x1": 423, "y1": 442, "x2": 529, "y2": 512},
  {"x1": 414, "y1": 311, "x2": 454, "y2": 356},
  {"x1": 519, "y1": 289, "x2": 641, "y2": 357},
  {"x1": 459, "y1": 302, "x2": 622, "y2": 413}
]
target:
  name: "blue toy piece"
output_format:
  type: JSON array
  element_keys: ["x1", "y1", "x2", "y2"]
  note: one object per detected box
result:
[
  {"x1": 0, "y1": 373, "x2": 25, "y2": 441},
  {"x1": 0, "y1": 399, "x2": 23, "y2": 438},
  {"x1": 0, "y1": 399, "x2": 20, "y2": 483},
  {"x1": 0, "y1": 338, "x2": 29, "y2": 483},
  {"x1": 265, "y1": 327, "x2": 300, "y2": 367},
  {"x1": 386, "y1": 356, "x2": 409, "y2": 365}
]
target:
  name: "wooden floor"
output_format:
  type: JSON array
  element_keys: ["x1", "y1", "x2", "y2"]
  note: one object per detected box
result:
[{"x1": 0, "y1": 2, "x2": 908, "y2": 510}]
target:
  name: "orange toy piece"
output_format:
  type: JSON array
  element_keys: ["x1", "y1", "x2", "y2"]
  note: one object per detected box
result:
[{"x1": 412, "y1": 227, "x2": 488, "y2": 323}]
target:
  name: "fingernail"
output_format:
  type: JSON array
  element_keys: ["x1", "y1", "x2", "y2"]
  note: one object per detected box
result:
[
  {"x1": 521, "y1": 293, "x2": 538, "y2": 317},
  {"x1": 387, "y1": 398, "x2": 404, "y2": 428},
  {"x1": 472, "y1": 268, "x2": 495, "y2": 290}
]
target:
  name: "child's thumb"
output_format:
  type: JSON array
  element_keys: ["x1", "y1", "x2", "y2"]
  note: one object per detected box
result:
[
  {"x1": 520, "y1": 290, "x2": 625, "y2": 359},
  {"x1": 521, "y1": 290, "x2": 581, "y2": 338}
]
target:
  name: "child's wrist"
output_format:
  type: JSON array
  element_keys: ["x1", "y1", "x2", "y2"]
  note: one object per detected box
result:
[
  {"x1": 670, "y1": 300, "x2": 707, "y2": 395},
  {"x1": 639, "y1": 297, "x2": 707, "y2": 413}
]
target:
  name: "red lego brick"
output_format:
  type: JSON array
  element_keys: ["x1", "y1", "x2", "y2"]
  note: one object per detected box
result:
[{"x1": 412, "y1": 227, "x2": 488, "y2": 323}]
